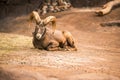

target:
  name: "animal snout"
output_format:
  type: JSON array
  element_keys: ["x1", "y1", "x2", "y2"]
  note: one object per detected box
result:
[{"x1": 36, "y1": 33, "x2": 42, "y2": 39}]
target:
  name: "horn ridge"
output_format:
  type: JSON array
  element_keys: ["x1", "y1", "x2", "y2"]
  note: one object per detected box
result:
[{"x1": 43, "y1": 16, "x2": 56, "y2": 34}]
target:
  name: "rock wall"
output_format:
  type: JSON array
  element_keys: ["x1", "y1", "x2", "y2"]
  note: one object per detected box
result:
[
  {"x1": 0, "y1": 0, "x2": 111, "y2": 19},
  {"x1": 0, "y1": 0, "x2": 41, "y2": 19}
]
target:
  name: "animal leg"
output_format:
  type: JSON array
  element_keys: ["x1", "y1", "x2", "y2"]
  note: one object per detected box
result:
[
  {"x1": 65, "y1": 46, "x2": 77, "y2": 51},
  {"x1": 47, "y1": 41, "x2": 61, "y2": 51},
  {"x1": 63, "y1": 43, "x2": 77, "y2": 51},
  {"x1": 63, "y1": 31, "x2": 77, "y2": 51}
]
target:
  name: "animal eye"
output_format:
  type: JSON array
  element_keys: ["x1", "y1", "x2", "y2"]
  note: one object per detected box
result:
[
  {"x1": 40, "y1": 21, "x2": 45, "y2": 27},
  {"x1": 36, "y1": 25, "x2": 39, "y2": 28}
]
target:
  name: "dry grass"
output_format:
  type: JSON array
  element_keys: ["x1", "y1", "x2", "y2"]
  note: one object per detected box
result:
[{"x1": 0, "y1": 33, "x2": 32, "y2": 55}]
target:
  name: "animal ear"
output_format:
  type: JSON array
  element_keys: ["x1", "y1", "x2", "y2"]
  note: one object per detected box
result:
[{"x1": 43, "y1": 16, "x2": 56, "y2": 34}]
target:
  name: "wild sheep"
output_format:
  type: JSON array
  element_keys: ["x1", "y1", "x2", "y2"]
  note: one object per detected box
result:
[{"x1": 29, "y1": 11, "x2": 77, "y2": 51}]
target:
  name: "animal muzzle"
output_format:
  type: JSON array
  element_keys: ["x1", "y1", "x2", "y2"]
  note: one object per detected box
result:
[{"x1": 36, "y1": 33, "x2": 42, "y2": 40}]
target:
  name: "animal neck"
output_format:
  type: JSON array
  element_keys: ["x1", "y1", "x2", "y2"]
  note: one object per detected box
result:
[{"x1": 41, "y1": 27, "x2": 47, "y2": 38}]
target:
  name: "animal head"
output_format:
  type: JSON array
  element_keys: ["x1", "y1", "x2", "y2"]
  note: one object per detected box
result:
[
  {"x1": 33, "y1": 25, "x2": 46, "y2": 40},
  {"x1": 29, "y1": 11, "x2": 56, "y2": 35}
]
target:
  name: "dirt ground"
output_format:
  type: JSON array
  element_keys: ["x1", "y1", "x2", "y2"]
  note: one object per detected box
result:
[{"x1": 0, "y1": 8, "x2": 120, "y2": 80}]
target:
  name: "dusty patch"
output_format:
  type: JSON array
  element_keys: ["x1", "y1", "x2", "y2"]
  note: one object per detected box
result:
[{"x1": 0, "y1": 33, "x2": 32, "y2": 54}]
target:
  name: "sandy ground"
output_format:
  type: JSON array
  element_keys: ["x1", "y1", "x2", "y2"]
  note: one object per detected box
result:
[{"x1": 0, "y1": 8, "x2": 120, "y2": 80}]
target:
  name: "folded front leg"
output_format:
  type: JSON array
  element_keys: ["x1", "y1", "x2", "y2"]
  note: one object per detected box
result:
[{"x1": 46, "y1": 41, "x2": 61, "y2": 51}]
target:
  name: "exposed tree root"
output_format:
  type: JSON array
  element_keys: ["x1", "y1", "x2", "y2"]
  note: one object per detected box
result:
[
  {"x1": 100, "y1": 20, "x2": 120, "y2": 27},
  {"x1": 95, "y1": 0, "x2": 120, "y2": 16}
]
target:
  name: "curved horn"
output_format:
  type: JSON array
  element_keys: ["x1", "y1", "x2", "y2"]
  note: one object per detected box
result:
[
  {"x1": 29, "y1": 11, "x2": 41, "y2": 24},
  {"x1": 43, "y1": 16, "x2": 56, "y2": 34}
]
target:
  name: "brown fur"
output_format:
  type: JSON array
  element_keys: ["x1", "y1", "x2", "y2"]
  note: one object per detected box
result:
[
  {"x1": 30, "y1": 11, "x2": 77, "y2": 51},
  {"x1": 33, "y1": 27, "x2": 77, "y2": 51}
]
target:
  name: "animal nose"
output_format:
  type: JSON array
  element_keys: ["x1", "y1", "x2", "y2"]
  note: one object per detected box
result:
[{"x1": 36, "y1": 34, "x2": 42, "y2": 39}]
